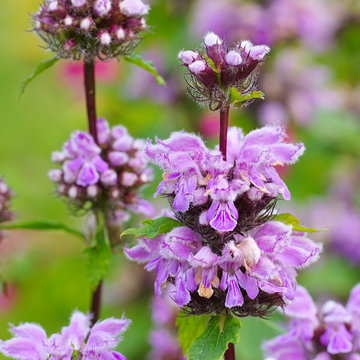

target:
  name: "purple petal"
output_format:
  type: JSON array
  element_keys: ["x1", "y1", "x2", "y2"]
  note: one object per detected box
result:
[
  {"x1": 61, "y1": 311, "x2": 90, "y2": 350},
  {"x1": 92, "y1": 155, "x2": 109, "y2": 173},
  {"x1": 209, "y1": 203, "x2": 237, "y2": 232},
  {"x1": 225, "y1": 276, "x2": 243, "y2": 308},
  {"x1": 77, "y1": 162, "x2": 99, "y2": 186},
  {"x1": 0, "y1": 338, "x2": 47, "y2": 360},
  {"x1": 285, "y1": 286, "x2": 317, "y2": 320}
]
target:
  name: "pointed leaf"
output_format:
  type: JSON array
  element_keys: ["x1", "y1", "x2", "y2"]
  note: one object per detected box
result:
[
  {"x1": 229, "y1": 87, "x2": 265, "y2": 107},
  {"x1": 274, "y1": 213, "x2": 327, "y2": 233},
  {"x1": 83, "y1": 222, "x2": 112, "y2": 291},
  {"x1": 19, "y1": 57, "x2": 59, "y2": 97},
  {"x1": 124, "y1": 54, "x2": 166, "y2": 86},
  {"x1": 187, "y1": 315, "x2": 241, "y2": 360},
  {"x1": 0, "y1": 221, "x2": 85, "y2": 240},
  {"x1": 176, "y1": 311, "x2": 211, "y2": 355},
  {"x1": 121, "y1": 216, "x2": 183, "y2": 239}
]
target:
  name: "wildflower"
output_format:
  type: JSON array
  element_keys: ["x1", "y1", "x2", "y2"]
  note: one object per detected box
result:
[
  {"x1": 178, "y1": 32, "x2": 270, "y2": 110},
  {"x1": 0, "y1": 310, "x2": 130, "y2": 360},
  {"x1": 263, "y1": 284, "x2": 360, "y2": 359},
  {"x1": 125, "y1": 221, "x2": 321, "y2": 316},
  {"x1": 146, "y1": 126, "x2": 304, "y2": 234},
  {"x1": 49, "y1": 118, "x2": 154, "y2": 226},
  {"x1": 33, "y1": 0, "x2": 150, "y2": 61}
]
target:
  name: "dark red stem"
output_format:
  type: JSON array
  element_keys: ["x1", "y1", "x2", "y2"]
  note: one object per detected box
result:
[
  {"x1": 90, "y1": 281, "x2": 103, "y2": 326},
  {"x1": 84, "y1": 61, "x2": 98, "y2": 144},
  {"x1": 220, "y1": 106, "x2": 230, "y2": 160},
  {"x1": 224, "y1": 342, "x2": 236, "y2": 360},
  {"x1": 84, "y1": 61, "x2": 102, "y2": 325}
]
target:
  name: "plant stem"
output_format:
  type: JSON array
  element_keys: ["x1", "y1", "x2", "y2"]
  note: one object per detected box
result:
[
  {"x1": 84, "y1": 61, "x2": 102, "y2": 325},
  {"x1": 90, "y1": 280, "x2": 103, "y2": 326},
  {"x1": 224, "y1": 342, "x2": 236, "y2": 360},
  {"x1": 84, "y1": 61, "x2": 98, "y2": 144},
  {"x1": 219, "y1": 106, "x2": 230, "y2": 160}
]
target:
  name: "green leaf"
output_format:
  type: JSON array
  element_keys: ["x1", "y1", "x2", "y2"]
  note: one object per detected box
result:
[
  {"x1": 229, "y1": 87, "x2": 265, "y2": 107},
  {"x1": 200, "y1": 53, "x2": 220, "y2": 73},
  {"x1": 0, "y1": 221, "x2": 85, "y2": 240},
  {"x1": 19, "y1": 57, "x2": 59, "y2": 97},
  {"x1": 83, "y1": 222, "x2": 112, "y2": 291},
  {"x1": 121, "y1": 216, "x2": 183, "y2": 239},
  {"x1": 176, "y1": 311, "x2": 211, "y2": 355},
  {"x1": 124, "y1": 54, "x2": 166, "y2": 86},
  {"x1": 187, "y1": 315, "x2": 241, "y2": 360},
  {"x1": 274, "y1": 213, "x2": 327, "y2": 233}
]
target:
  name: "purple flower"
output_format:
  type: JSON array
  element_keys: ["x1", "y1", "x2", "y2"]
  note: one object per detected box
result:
[
  {"x1": 178, "y1": 32, "x2": 270, "y2": 110},
  {"x1": 33, "y1": 0, "x2": 150, "y2": 61},
  {"x1": 146, "y1": 126, "x2": 304, "y2": 233},
  {"x1": 0, "y1": 311, "x2": 131, "y2": 360},
  {"x1": 263, "y1": 284, "x2": 360, "y2": 359},
  {"x1": 125, "y1": 220, "x2": 321, "y2": 313},
  {"x1": 49, "y1": 118, "x2": 154, "y2": 227},
  {"x1": 148, "y1": 291, "x2": 186, "y2": 360}
]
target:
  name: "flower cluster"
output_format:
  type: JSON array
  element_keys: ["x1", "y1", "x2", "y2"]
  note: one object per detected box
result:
[
  {"x1": 0, "y1": 176, "x2": 13, "y2": 224},
  {"x1": 178, "y1": 32, "x2": 270, "y2": 110},
  {"x1": 263, "y1": 284, "x2": 360, "y2": 359},
  {"x1": 49, "y1": 118, "x2": 154, "y2": 226},
  {"x1": 33, "y1": 0, "x2": 150, "y2": 61},
  {"x1": 148, "y1": 290, "x2": 185, "y2": 360},
  {"x1": 147, "y1": 126, "x2": 303, "y2": 233},
  {"x1": 0, "y1": 310, "x2": 130, "y2": 360},
  {"x1": 125, "y1": 127, "x2": 321, "y2": 317}
]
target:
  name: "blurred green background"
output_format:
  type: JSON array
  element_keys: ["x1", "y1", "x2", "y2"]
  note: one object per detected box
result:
[{"x1": 0, "y1": 0, "x2": 360, "y2": 359}]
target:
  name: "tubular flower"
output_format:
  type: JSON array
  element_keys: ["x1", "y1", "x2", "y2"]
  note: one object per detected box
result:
[
  {"x1": 125, "y1": 125, "x2": 321, "y2": 316},
  {"x1": 263, "y1": 284, "x2": 360, "y2": 360},
  {"x1": 178, "y1": 32, "x2": 270, "y2": 110},
  {"x1": 49, "y1": 118, "x2": 154, "y2": 226},
  {"x1": 146, "y1": 126, "x2": 304, "y2": 234},
  {"x1": 125, "y1": 221, "x2": 321, "y2": 316},
  {"x1": 0, "y1": 176, "x2": 13, "y2": 224},
  {"x1": 33, "y1": 0, "x2": 150, "y2": 61},
  {"x1": 0, "y1": 310, "x2": 131, "y2": 360}
]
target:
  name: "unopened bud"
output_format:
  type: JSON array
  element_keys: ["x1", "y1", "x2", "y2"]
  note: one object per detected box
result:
[
  {"x1": 225, "y1": 50, "x2": 242, "y2": 66},
  {"x1": 178, "y1": 50, "x2": 198, "y2": 65},
  {"x1": 87, "y1": 185, "x2": 99, "y2": 198},
  {"x1": 204, "y1": 32, "x2": 222, "y2": 47},
  {"x1": 68, "y1": 186, "x2": 78, "y2": 199},
  {"x1": 188, "y1": 60, "x2": 206, "y2": 74}
]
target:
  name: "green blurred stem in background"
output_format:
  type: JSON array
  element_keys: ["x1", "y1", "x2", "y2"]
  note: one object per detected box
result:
[{"x1": 84, "y1": 60, "x2": 102, "y2": 324}]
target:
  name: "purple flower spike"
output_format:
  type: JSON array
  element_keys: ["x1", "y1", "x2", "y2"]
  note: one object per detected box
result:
[
  {"x1": 49, "y1": 118, "x2": 153, "y2": 228},
  {"x1": 0, "y1": 311, "x2": 130, "y2": 360},
  {"x1": 263, "y1": 284, "x2": 360, "y2": 359},
  {"x1": 179, "y1": 32, "x2": 270, "y2": 110}
]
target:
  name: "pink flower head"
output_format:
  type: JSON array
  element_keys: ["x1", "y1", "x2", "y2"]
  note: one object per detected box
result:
[
  {"x1": 33, "y1": 0, "x2": 151, "y2": 61},
  {"x1": 178, "y1": 32, "x2": 271, "y2": 110},
  {"x1": 49, "y1": 118, "x2": 154, "y2": 227}
]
